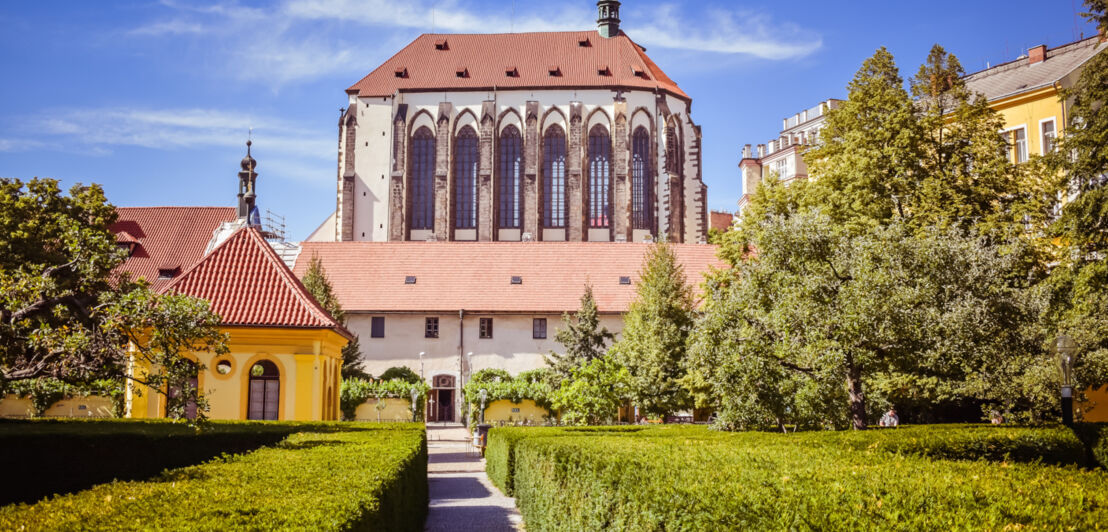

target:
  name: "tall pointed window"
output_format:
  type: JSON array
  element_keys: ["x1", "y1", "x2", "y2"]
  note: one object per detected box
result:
[
  {"x1": 588, "y1": 124, "x2": 611, "y2": 229},
  {"x1": 455, "y1": 126, "x2": 478, "y2": 229},
  {"x1": 543, "y1": 125, "x2": 567, "y2": 228},
  {"x1": 498, "y1": 125, "x2": 523, "y2": 229},
  {"x1": 411, "y1": 127, "x2": 436, "y2": 230},
  {"x1": 631, "y1": 127, "x2": 652, "y2": 230}
]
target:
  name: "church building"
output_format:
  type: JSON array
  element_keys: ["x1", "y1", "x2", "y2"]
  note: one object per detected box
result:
[{"x1": 312, "y1": 1, "x2": 708, "y2": 244}]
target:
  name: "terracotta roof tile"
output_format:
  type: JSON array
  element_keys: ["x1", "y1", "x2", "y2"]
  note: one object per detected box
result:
[
  {"x1": 163, "y1": 227, "x2": 353, "y2": 339},
  {"x1": 111, "y1": 207, "x2": 236, "y2": 292},
  {"x1": 292, "y1": 242, "x2": 724, "y2": 314},
  {"x1": 347, "y1": 31, "x2": 689, "y2": 100}
]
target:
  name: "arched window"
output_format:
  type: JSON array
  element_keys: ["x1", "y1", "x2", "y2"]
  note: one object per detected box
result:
[
  {"x1": 631, "y1": 127, "x2": 653, "y2": 230},
  {"x1": 498, "y1": 125, "x2": 522, "y2": 229},
  {"x1": 588, "y1": 124, "x2": 611, "y2": 229},
  {"x1": 248, "y1": 360, "x2": 280, "y2": 420},
  {"x1": 454, "y1": 126, "x2": 478, "y2": 229},
  {"x1": 411, "y1": 127, "x2": 436, "y2": 231},
  {"x1": 543, "y1": 125, "x2": 567, "y2": 228}
]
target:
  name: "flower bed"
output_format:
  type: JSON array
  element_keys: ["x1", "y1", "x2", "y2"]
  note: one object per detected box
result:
[{"x1": 0, "y1": 422, "x2": 427, "y2": 531}]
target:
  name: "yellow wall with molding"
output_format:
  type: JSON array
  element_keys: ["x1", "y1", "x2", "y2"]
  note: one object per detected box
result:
[
  {"x1": 480, "y1": 399, "x2": 550, "y2": 425},
  {"x1": 0, "y1": 394, "x2": 114, "y2": 418},
  {"x1": 127, "y1": 326, "x2": 347, "y2": 421},
  {"x1": 353, "y1": 398, "x2": 414, "y2": 422}
]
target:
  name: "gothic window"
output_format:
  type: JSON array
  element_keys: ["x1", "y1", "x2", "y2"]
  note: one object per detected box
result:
[
  {"x1": 411, "y1": 127, "x2": 436, "y2": 230},
  {"x1": 543, "y1": 125, "x2": 567, "y2": 228},
  {"x1": 631, "y1": 127, "x2": 652, "y2": 230},
  {"x1": 455, "y1": 126, "x2": 478, "y2": 229},
  {"x1": 588, "y1": 124, "x2": 611, "y2": 229},
  {"x1": 498, "y1": 125, "x2": 523, "y2": 229}
]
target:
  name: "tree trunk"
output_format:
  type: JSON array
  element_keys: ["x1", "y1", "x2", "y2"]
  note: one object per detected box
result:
[{"x1": 845, "y1": 358, "x2": 867, "y2": 430}]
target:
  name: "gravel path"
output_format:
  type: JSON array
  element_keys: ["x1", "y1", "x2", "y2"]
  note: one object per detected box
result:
[{"x1": 424, "y1": 424, "x2": 523, "y2": 532}]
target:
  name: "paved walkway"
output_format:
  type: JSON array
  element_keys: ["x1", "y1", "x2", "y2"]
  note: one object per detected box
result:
[{"x1": 424, "y1": 423, "x2": 523, "y2": 532}]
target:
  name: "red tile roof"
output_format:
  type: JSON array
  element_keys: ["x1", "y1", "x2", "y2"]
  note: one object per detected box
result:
[
  {"x1": 292, "y1": 242, "x2": 725, "y2": 314},
  {"x1": 111, "y1": 207, "x2": 237, "y2": 292},
  {"x1": 163, "y1": 227, "x2": 353, "y2": 339},
  {"x1": 347, "y1": 31, "x2": 689, "y2": 101}
]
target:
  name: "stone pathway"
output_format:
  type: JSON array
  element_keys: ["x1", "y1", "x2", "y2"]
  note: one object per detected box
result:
[{"x1": 424, "y1": 423, "x2": 523, "y2": 532}]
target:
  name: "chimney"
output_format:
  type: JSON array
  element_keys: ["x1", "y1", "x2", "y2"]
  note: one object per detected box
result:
[
  {"x1": 742, "y1": 144, "x2": 752, "y2": 158},
  {"x1": 1028, "y1": 44, "x2": 1046, "y2": 65},
  {"x1": 757, "y1": 144, "x2": 766, "y2": 158},
  {"x1": 597, "y1": 1, "x2": 621, "y2": 38}
]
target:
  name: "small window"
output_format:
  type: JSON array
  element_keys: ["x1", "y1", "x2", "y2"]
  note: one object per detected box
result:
[
  {"x1": 547, "y1": 65, "x2": 561, "y2": 77},
  {"x1": 505, "y1": 66, "x2": 519, "y2": 78},
  {"x1": 405, "y1": 276, "x2": 417, "y2": 284},
  {"x1": 480, "y1": 318, "x2": 493, "y2": 339},
  {"x1": 371, "y1": 316, "x2": 385, "y2": 338},
  {"x1": 597, "y1": 65, "x2": 611, "y2": 76},
  {"x1": 425, "y1": 317, "x2": 439, "y2": 339},
  {"x1": 511, "y1": 276, "x2": 522, "y2": 285},
  {"x1": 455, "y1": 67, "x2": 469, "y2": 78},
  {"x1": 533, "y1": 318, "x2": 547, "y2": 339},
  {"x1": 619, "y1": 276, "x2": 632, "y2": 285},
  {"x1": 157, "y1": 268, "x2": 177, "y2": 280},
  {"x1": 1041, "y1": 119, "x2": 1056, "y2": 154},
  {"x1": 434, "y1": 39, "x2": 449, "y2": 50},
  {"x1": 578, "y1": 37, "x2": 591, "y2": 47},
  {"x1": 1008, "y1": 127, "x2": 1028, "y2": 163},
  {"x1": 394, "y1": 67, "x2": 408, "y2": 78}
]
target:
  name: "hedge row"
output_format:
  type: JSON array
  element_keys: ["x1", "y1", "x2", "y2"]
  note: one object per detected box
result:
[
  {"x1": 0, "y1": 419, "x2": 316, "y2": 505},
  {"x1": 0, "y1": 423, "x2": 428, "y2": 531},
  {"x1": 511, "y1": 429, "x2": 1108, "y2": 530}
]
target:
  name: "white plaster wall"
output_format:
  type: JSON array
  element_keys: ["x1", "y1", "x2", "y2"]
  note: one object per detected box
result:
[
  {"x1": 349, "y1": 88, "x2": 693, "y2": 242},
  {"x1": 345, "y1": 312, "x2": 624, "y2": 379}
]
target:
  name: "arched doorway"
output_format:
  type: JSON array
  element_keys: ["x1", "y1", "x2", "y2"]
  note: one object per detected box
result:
[
  {"x1": 247, "y1": 360, "x2": 280, "y2": 420},
  {"x1": 430, "y1": 374, "x2": 455, "y2": 423}
]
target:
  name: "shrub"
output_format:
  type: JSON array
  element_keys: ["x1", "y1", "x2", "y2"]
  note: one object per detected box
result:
[
  {"x1": 0, "y1": 419, "x2": 310, "y2": 505},
  {"x1": 512, "y1": 429, "x2": 1108, "y2": 531},
  {"x1": 378, "y1": 366, "x2": 421, "y2": 384},
  {"x1": 0, "y1": 423, "x2": 427, "y2": 531}
]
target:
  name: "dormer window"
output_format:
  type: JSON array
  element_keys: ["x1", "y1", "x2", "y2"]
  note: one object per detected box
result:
[
  {"x1": 455, "y1": 67, "x2": 469, "y2": 78},
  {"x1": 619, "y1": 276, "x2": 632, "y2": 285},
  {"x1": 394, "y1": 67, "x2": 408, "y2": 78},
  {"x1": 405, "y1": 275, "x2": 417, "y2": 284},
  {"x1": 511, "y1": 276, "x2": 522, "y2": 285},
  {"x1": 578, "y1": 37, "x2": 591, "y2": 47},
  {"x1": 547, "y1": 65, "x2": 561, "y2": 77},
  {"x1": 632, "y1": 66, "x2": 649, "y2": 79},
  {"x1": 505, "y1": 66, "x2": 519, "y2": 78},
  {"x1": 158, "y1": 268, "x2": 179, "y2": 280},
  {"x1": 434, "y1": 39, "x2": 449, "y2": 50},
  {"x1": 597, "y1": 65, "x2": 611, "y2": 76}
]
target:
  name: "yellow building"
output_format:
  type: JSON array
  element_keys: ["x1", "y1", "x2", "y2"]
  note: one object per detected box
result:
[
  {"x1": 117, "y1": 216, "x2": 352, "y2": 422},
  {"x1": 964, "y1": 36, "x2": 1106, "y2": 163}
]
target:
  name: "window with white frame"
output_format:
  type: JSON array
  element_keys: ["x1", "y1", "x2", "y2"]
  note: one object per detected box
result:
[
  {"x1": 1008, "y1": 127, "x2": 1028, "y2": 163},
  {"x1": 1041, "y1": 119, "x2": 1056, "y2": 154}
]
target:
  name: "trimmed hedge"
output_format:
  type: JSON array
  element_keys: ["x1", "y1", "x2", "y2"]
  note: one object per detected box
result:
[
  {"x1": 0, "y1": 422, "x2": 428, "y2": 531},
  {"x1": 511, "y1": 428, "x2": 1108, "y2": 530},
  {"x1": 0, "y1": 419, "x2": 314, "y2": 505}
]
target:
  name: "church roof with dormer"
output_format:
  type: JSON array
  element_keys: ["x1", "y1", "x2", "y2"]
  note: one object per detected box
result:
[{"x1": 346, "y1": 31, "x2": 689, "y2": 101}]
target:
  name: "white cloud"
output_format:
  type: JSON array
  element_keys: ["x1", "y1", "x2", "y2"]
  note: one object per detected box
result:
[
  {"x1": 25, "y1": 107, "x2": 332, "y2": 161},
  {"x1": 127, "y1": 19, "x2": 207, "y2": 36},
  {"x1": 632, "y1": 4, "x2": 821, "y2": 60},
  {"x1": 0, "y1": 138, "x2": 47, "y2": 152},
  {"x1": 284, "y1": 0, "x2": 591, "y2": 33}
]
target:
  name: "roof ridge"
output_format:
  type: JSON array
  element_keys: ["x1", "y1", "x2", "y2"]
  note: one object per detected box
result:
[
  {"x1": 963, "y1": 35, "x2": 1103, "y2": 80},
  {"x1": 245, "y1": 227, "x2": 350, "y2": 333}
]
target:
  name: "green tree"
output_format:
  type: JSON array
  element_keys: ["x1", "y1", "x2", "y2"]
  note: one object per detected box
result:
[
  {"x1": 300, "y1": 253, "x2": 369, "y2": 380},
  {"x1": 0, "y1": 178, "x2": 227, "y2": 420},
  {"x1": 380, "y1": 366, "x2": 422, "y2": 384},
  {"x1": 1038, "y1": 1, "x2": 1108, "y2": 412},
  {"x1": 909, "y1": 45, "x2": 1023, "y2": 234},
  {"x1": 701, "y1": 213, "x2": 1031, "y2": 429},
  {"x1": 546, "y1": 284, "x2": 613, "y2": 382},
  {"x1": 804, "y1": 47, "x2": 924, "y2": 231},
  {"x1": 550, "y1": 355, "x2": 630, "y2": 426},
  {"x1": 611, "y1": 242, "x2": 696, "y2": 420}
]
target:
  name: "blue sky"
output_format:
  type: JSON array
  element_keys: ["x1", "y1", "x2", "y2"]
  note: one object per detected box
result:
[{"x1": 0, "y1": 0, "x2": 1098, "y2": 240}]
